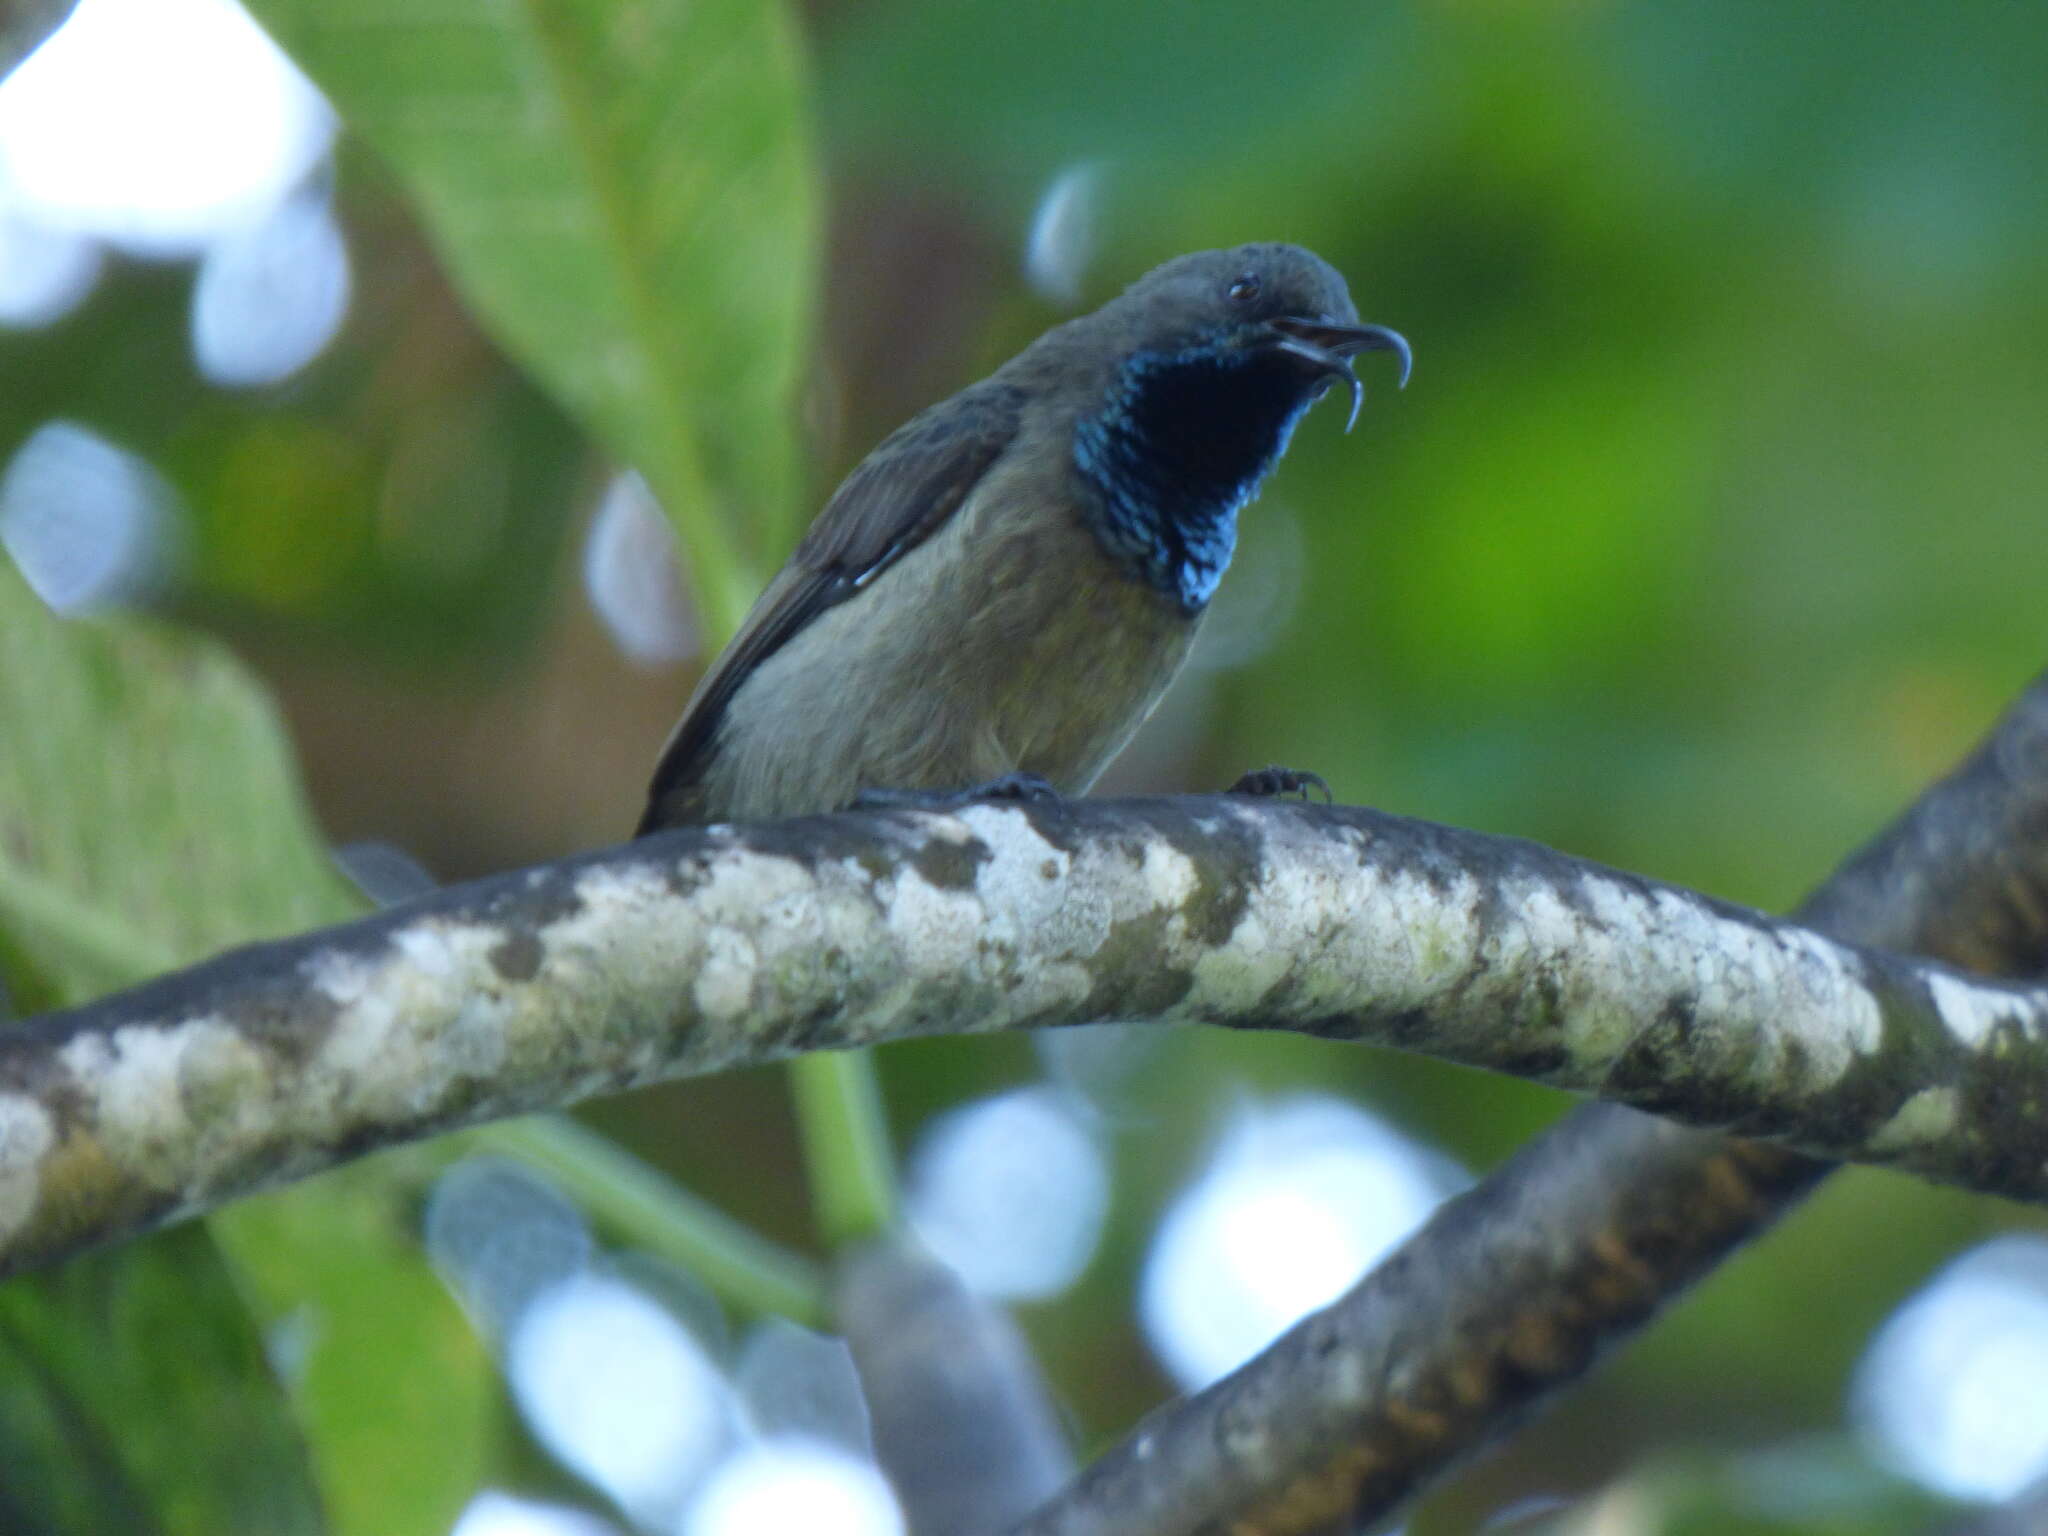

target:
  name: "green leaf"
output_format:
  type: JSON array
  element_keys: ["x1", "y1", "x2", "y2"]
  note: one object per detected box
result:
[
  {"x1": 211, "y1": 1163, "x2": 496, "y2": 1536},
  {"x1": 224, "y1": 0, "x2": 902, "y2": 1268},
  {"x1": 0, "y1": 1224, "x2": 326, "y2": 1536},
  {"x1": 0, "y1": 564, "x2": 492, "y2": 1535},
  {"x1": 0, "y1": 564, "x2": 826, "y2": 1526},
  {"x1": 474, "y1": 1116, "x2": 827, "y2": 1325},
  {"x1": 0, "y1": 562, "x2": 360, "y2": 999},
  {"x1": 241, "y1": 0, "x2": 821, "y2": 639}
]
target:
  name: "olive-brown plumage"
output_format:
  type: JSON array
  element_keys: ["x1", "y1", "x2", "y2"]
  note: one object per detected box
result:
[{"x1": 638, "y1": 243, "x2": 1407, "y2": 833}]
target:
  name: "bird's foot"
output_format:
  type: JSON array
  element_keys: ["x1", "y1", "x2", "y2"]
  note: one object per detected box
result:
[
  {"x1": 967, "y1": 770, "x2": 1064, "y2": 805},
  {"x1": 852, "y1": 772, "x2": 1063, "y2": 812},
  {"x1": 1228, "y1": 765, "x2": 1332, "y2": 802}
]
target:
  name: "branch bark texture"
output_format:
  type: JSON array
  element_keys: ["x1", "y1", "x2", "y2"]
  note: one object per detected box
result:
[
  {"x1": 5, "y1": 772, "x2": 2048, "y2": 1279},
  {"x1": 1010, "y1": 672, "x2": 2048, "y2": 1536}
]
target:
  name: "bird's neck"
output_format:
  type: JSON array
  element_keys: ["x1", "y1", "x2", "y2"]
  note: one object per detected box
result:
[{"x1": 1073, "y1": 344, "x2": 1316, "y2": 613}]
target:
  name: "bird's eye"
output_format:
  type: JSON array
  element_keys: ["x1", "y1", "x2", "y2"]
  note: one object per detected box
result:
[{"x1": 1226, "y1": 273, "x2": 1261, "y2": 304}]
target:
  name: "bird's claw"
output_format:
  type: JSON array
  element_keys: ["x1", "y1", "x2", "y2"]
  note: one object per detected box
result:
[
  {"x1": 971, "y1": 771, "x2": 1063, "y2": 806},
  {"x1": 1228, "y1": 765, "x2": 1332, "y2": 802}
]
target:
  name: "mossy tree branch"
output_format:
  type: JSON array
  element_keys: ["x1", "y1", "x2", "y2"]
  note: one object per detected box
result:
[
  {"x1": 5, "y1": 752, "x2": 2048, "y2": 1282},
  {"x1": 1010, "y1": 671, "x2": 2048, "y2": 1536}
]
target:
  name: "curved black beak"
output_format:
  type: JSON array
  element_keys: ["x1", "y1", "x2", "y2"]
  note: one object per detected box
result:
[{"x1": 1266, "y1": 316, "x2": 1412, "y2": 431}]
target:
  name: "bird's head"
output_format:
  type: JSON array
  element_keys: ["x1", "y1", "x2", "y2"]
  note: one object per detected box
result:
[
  {"x1": 1111, "y1": 243, "x2": 1410, "y2": 429},
  {"x1": 1061, "y1": 242, "x2": 1410, "y2": 611}
]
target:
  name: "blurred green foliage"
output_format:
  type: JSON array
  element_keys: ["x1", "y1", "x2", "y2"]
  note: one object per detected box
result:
[
  {"x1": 0, "y1": 560, "x2": 357, "y2": 1001},
  {"x1": 0, "y1": 1224, "x2": 325, "y2": 1535},
  {"x1": 0, "y1": 563, "x2": 498, "y2": 1534},
  {"x1": 248, "y1": 0, "x2": 820, "y2": 635},
  {"x1": 4, "y1": 0, "x2": 2048, "y2": 1530}
]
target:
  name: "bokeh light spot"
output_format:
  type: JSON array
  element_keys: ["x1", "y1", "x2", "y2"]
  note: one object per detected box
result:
[
  {"x1": 449, "y1": 1490, "x2": 622, "y2": 1536},
  {"x1": 507, "y1": 1273, "x2": 730, "y2": 1527},
  {"x1": 0, "y1": 183, "x2": 100, "y2": 325},
  {"x1": 191, "y1": 189, "x2": 351, "y2": 386},
  {"x1": 1024, "y1": 161, "x2": 1102, "y2": 306},
  {"x1": 583, "y1": 471, "x2": 698, "y2": 666},
  {"x1": 0, "y1": 420, "x2": 180, "y2": 614},
  {"x1": 1141, "y1": 1095, "x2": 1465, "y2": 1389},
  {"x1": 1853, "y1": 1235, "x2": 2048, "y2": 1503},
  {"x1": 907, "y1": 1086, "x2": 1110, "y2": 1302},
  {"x1": 683, "y1": 1437, "x2": 904, "y2": 1536},
  {"x1": 0, "y1": 0, "x2": 333, "y2": 255}
]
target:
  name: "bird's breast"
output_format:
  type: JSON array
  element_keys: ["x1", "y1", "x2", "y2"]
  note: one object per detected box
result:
[
  {"x1": 696, "y1": 450, "x2": 1198, "y2": 818},
  {"x1": 949, "y1": 458, "x2": 1201, "y2": 790}
]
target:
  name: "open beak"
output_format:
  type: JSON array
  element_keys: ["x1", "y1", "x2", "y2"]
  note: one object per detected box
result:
[{"x1": 1266, "y1": 316, "x2": 1412, "y2": 431}]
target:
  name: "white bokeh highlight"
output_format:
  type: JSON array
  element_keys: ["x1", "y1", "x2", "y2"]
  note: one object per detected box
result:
[
  {"x1": 583, "y1": 471, "x2": 698, "y2": 666},
  {"x1": 1023, "y1": 162, "x2": 1102, "y2": 307},
  {"x1": 424, "y1": 1160, "x2": 904, "y2": 1536},
  {"x1": 0, "y1": 181, "x2": 100, "y2": 325},
  {"x1": 507, "y1": 1273, "x2": 731, "y2": 1530},
  {"x1": 1853, "y1": 1235, "x2": 2048, "y2": 1503},
  {"x1": 449, "y1": 1491, "x2": 622, "y2": 1536},
  {"x1": 0, "y1": 420, "x2": 181, "y2": 614},
  {"x1": 0, "y1": 0, "x2": 333, "y2": 256},
  {"x1": 1141, "y1": 1094, "x2": 1466, "y2": 1389},
  {"x1": 906, "y1": 1086, "x2": 1111, "y2": 1302},
  {"x1": 683, "y1": 1437, "x2": 904, "y2": 1536},
  {"x1": 191, "y1": 189, "x2": 350, "y2": 386}
]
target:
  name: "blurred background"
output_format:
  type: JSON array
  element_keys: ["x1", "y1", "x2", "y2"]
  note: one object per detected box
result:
[{"x1": 4, "y1": 0, "x2": 2048, "y2": 1532}]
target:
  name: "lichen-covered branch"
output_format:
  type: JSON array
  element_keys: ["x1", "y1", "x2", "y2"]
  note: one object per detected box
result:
[
  {"x1": 1011, "y1": 672, "x2": 2048, "y2": 1536},
  {"x1": 1012, "y1": 1112, "x2": 1816, "y2": 1536},
  {"x1": 5, "y1": 776, "x2": 2048, "y2": 1279}
]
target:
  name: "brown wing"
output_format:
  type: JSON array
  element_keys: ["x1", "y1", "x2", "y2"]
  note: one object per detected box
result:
[{"x1": 637, "y1": 381, "x2": 1024, "y2": 833}]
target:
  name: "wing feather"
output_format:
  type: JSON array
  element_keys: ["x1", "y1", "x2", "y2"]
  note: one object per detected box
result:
[{"x1": 637, "y1": 381, "x2": 1024, "y2": 832}]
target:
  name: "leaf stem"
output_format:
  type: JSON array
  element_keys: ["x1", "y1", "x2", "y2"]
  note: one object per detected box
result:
[
  {"x1": 475, "y1": 1116, "x2": 826, "y2": 1326},
  {"x1": 789, "y1": 1051, "x2": 898, "y2": 1248},
  {"x1": 0, "y1": 866, "x2": 176, "y2": 991}
]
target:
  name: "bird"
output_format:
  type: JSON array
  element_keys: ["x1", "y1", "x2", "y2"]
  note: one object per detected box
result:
[{"x1": 637, "y1": 242, "x2": 1408, "y2": 835}]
